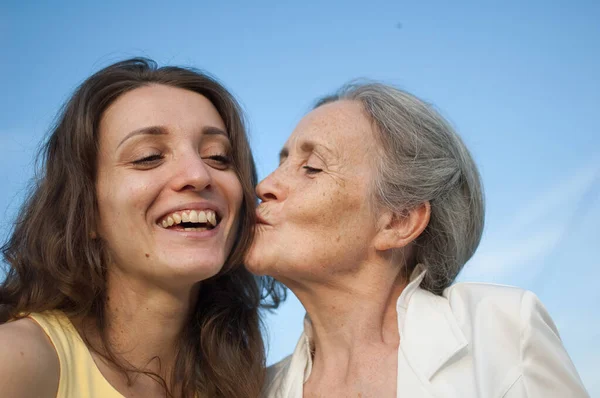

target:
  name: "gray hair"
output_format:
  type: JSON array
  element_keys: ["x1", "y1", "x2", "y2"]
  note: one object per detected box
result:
[{"x1": 316, "y1": 82, "x2": 485, "y2": 295}]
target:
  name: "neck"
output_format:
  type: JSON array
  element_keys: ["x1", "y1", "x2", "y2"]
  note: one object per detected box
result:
[
  {"x1": 288, "y1": 258, "x2": 409, "y2": 373},
  {"x1": 87, "y1": 268, "x2": 198, "y2": 380}
]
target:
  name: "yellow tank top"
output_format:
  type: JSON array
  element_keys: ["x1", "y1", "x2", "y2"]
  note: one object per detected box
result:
[{"x1": 28, "y1": 311, "x2": 124, "y2": 398}]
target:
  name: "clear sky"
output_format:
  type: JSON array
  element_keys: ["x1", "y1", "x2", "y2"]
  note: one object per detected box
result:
[{"x1": 2, "y1": 0, "x2": 598, "y2": 394}]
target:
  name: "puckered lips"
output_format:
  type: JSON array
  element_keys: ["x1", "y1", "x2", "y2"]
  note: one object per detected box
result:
[{"x1": 255, "y1": 207, "x2": 271, "y2": 226}]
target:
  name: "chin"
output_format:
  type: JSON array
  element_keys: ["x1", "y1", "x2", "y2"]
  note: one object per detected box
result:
[
  {"x1": 245, "y1": 256, "x2": 287, "y2": 279},
  {"x1": 243, "y1": 255, "x2": 261, "y2": 275},
  {"x1": 244, "y1": 247, "x2": 268, "y2": 276},
  {"x1": 178, "y1": 267, "x2": 223, "y2": 286},
  {"x1": 161, "y1": 256, "x2": 225, "y2": 282}
]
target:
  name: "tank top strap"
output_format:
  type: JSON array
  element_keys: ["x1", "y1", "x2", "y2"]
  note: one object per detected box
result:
[{"x1": 28, "y1": 311, "x2": 124, "y2": 398}]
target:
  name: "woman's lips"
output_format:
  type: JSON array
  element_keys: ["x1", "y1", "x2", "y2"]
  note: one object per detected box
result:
[{"x1": 255, "y1": 211, "x2": 271, "y2": 226}]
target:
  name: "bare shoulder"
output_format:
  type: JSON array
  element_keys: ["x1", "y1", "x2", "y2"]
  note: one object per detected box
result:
[{"x1": 0, "y1": 317, "x2": 60, "y2": 397}]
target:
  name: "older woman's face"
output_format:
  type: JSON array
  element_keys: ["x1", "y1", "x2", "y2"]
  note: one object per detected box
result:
[
  {"x1": 246, "y1": 100, "x2": 382, "y2": 283},
  {"x1": 95, "y1": 84, "x2": 243, "y2": 288}
]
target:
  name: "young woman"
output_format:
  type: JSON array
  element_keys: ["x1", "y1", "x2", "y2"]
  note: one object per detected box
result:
[{"x1": 0, "y1": 58, "x2": 282, "y2": 398}]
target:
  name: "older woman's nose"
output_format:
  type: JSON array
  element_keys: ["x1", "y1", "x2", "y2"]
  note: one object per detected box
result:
[
  {"x1": 171, "y1": 153, "x2": 212, "y2": 193},
  {"x1": 256, "y1": 172, "x2": 282, "y2": 202}
]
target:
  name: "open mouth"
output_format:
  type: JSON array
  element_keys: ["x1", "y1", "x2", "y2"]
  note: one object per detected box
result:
[{"x1": 158, "y1": 209, "x2": 220, "y2": 231}]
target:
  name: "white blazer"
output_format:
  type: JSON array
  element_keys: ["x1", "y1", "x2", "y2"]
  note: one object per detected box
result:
[{"x1": 263, "y1": 269, "x2": 589, "y2": 397}]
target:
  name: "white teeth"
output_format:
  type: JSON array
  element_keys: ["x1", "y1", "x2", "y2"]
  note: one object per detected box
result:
[
  {"x1": 159, "y1": 209, "x2": 218, "y2": 229},
  {"x1": 207, "y1": 211, "x2": 217, "y2": 227}
]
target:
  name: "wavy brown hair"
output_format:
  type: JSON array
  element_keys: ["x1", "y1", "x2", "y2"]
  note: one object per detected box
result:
[{"x1": 0, "y1": 58, "x2": 284, "y2": 397}]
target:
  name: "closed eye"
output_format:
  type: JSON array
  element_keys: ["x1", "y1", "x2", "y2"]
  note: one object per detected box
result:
[
  {"x1": 203, "y1": 154, "x2": 232, "y2": 170},
  {"x1": 303, "y1": 165, "x2": 322, "y2": 174},
  {"x1": 132, "y1": 154, "x2": 164, "y2": 167}
]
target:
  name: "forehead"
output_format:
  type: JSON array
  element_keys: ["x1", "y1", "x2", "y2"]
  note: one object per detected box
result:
[
  {"x1": 100, "y1": 84, "x2": 226, "y2": 143},
  {"x1": 285, "y1": 100, "x2": 378, "y2": 159}
]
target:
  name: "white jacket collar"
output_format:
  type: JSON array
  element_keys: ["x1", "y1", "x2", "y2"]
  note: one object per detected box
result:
[
  {"x1": 297, "y1": 265, "x2": 467, "y2": 383},
  {"x1": 396, "y1": 265, "x2": 468, "y2": 380}
]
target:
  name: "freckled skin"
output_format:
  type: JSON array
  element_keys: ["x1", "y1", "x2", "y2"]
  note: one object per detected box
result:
[
  {"x1": 246, "y1": 100, "x2": 406, "y2": 397},
  {"x1": 246, "y1": 100, "x2": 381, "y2": 285}
]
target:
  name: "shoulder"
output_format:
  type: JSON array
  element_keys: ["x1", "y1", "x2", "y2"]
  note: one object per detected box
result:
[
  {"x1": 440, "y1": 284, "x2": 589, "y2": 395},
  {"x1": 444, "y1": 281, "x2": 528, "y2": 304},
  {"x1": 443, "y1": 282, "x2": 556, "y2": 327},
  {"x1": 0, "y1": 317, "x2": 60, "y2": 397},
  {"x1": 443, "y1": 282, "x2": 532, "y2": 321},
  {"x1": 441, "y1": 283, "x2": 548, "y2": 348},
  {"x1": 441, "y1": 283, "x2": 569, "y2": 367}
]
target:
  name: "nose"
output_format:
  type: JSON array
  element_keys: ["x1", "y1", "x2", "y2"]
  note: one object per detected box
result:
[
  {"x1": 256, "y1": 169, "x2": 285, "y2": 202},
  {"x1": 171, "y1": 152, "x2": 212, "y2": 193}
]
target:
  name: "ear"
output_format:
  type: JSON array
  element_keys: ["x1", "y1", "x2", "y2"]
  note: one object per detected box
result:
[{"x1": 374, "y1": 202, "x2": 431, "y2": 251}]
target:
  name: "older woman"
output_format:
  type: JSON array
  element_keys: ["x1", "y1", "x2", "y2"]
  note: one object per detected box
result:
[
  {"x1": 247, "y1": 83, "x2": 589, "y2": 397},
  {"x1": 0, "y1": 58, "x2": 281, "y2": 398}
]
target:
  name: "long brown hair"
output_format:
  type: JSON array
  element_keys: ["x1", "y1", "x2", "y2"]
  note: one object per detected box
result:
[{"x1": 0, "y1": 58, "x2": 284, "y2": 397}]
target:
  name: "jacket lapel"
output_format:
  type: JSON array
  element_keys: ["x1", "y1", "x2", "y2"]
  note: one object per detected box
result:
[
  {"x1": 273, "y1": 268, "x2": 468, "y2": 398},
  {"x1": 396, "y1": 277, "x2": 468, "y2": 395}
]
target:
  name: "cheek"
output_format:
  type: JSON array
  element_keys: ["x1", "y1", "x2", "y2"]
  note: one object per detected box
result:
[
  {"x1": 298, "y1": 186, "x2": 365, "y2": 230},
  {"x1": 290, "y1": 186, "x2": 372, "y2": 256},
  {"x1": 222, "y1": 173, "x2": 244, "y2": 213},
  {"x1": 220, "y1": 175, "x2": 244, "y2": 256},
  {"x1": 96, "y1": 173, "x2": 157, "y2": 231}
]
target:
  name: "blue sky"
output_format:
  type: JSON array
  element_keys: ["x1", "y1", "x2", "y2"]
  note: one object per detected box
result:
[{"x1": 2, "y1": 0, "x2": 598, "y2": 394}]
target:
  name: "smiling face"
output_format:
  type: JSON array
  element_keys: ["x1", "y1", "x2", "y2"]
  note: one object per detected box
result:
[
  {"x1": 95, "y1": 84, "x2": 243, "y2": 288},
  {"x1": 245, "y1": 100, "x2": 384, "y2": 284}
]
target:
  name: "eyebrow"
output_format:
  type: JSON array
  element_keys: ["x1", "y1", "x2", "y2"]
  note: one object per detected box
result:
[
  {"x1": 117, "y1": 125, "x2": 167, "y2": 148},
  {"x1": 278, "y1": 140, "x2": 335, "y2": 164},
  {"x1": 202, "y1": 126, "x2": 229, "y2": 138},
  {"x1": 117, "y1": 125, "x2": 228, "y2": 149}
]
